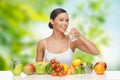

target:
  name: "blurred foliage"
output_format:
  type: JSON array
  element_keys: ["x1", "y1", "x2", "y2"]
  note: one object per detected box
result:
[
  {"x1": 0, "y1": 0, "x2": 65, "y2": 70},
  {"x1": 0, "y1": 56, "x2": 7, "y2": 70},
  {"x1": 73, "y1": 0, "x2": 110, "y2": 63},
  {"x1": 0, "y1": 0, "x2": 110, "y2": 70}
]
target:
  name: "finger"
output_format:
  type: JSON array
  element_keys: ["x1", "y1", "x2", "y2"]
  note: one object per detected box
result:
[
  {"x1": 70, "y1": 31, "x2": 75, "y2": 35},
  {"x1": 70, "y1": 28, "x2": 76, "y2": 31}
]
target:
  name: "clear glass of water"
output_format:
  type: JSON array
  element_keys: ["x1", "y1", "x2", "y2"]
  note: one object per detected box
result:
[{"x1": 66, "y1": 27, "x2": 77, "y2": 42}]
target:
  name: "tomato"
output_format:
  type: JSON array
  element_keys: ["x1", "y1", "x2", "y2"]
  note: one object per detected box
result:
[
  {"x1": 50, "y1": 59, "x2": 56, "y2": 64},
  {"x1": 56, "y1": 67, "x2": 61, "y2": 72},
  {"x1": 58, "y1": 72, "x2": 63, "y2": 77},
  {"x1": 60, "y1": 65, "x2": 64, "y2": 70},
  {"x1": 51, "y1": 63, "x2": 56, "y2": 69},
  {"x1": 51, "y1": 70, "x2": 57, "y2": 76},
  {"x1": 55, "y1": 63, "x2": 60, "y2": 68},
  {"x1": 56, "y1": 61, "x2": 60, "y2": 64},
  {"x1": 49, "y1": 59, "x2": 68, "y2": 76},
  {"x1": 62, "y1": 72, "x2": 67, "y2": 76}
]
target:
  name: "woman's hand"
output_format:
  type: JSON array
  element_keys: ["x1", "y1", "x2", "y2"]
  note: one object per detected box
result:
[{"x1": 69, "y1": 28, "x2": 81, "y2": 39}]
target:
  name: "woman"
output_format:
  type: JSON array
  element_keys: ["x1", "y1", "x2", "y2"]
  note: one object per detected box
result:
[{"x1": 36, "y1": 8, "x2": 99, "y2": 65}]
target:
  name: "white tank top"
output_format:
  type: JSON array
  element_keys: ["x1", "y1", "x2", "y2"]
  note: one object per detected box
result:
[{"x1": 43, "y1": 39, "x2": 74, "y2": 66}]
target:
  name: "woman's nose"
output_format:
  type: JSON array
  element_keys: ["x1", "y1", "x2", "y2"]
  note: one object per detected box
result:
[{"x1": 63, "y1": 21, "x2": 68, "y2": 26}]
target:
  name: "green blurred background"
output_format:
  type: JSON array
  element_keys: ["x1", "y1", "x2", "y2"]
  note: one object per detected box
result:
[{"x1": 0, "y1": 0, "x2": 120, "y2": 70}]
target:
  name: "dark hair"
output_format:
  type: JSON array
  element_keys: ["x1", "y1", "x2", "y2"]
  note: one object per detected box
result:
[{"x1": 48, "y1": 8, "x2": 67, "y2": 29}]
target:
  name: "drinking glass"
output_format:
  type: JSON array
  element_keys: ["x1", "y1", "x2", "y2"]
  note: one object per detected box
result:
[{"x1": 66, "y1": 27, "x2": 77, "y2": 42}]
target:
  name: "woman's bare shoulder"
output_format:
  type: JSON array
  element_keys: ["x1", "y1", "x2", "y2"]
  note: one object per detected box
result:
[
  {"x1": 37, "y1": 37, "x2": 50, "y2": 46},
  {"x1": 37, "y1": 39, "x2": 45, "y2": 47},
  {"x1": 37, "y1": 39, "x2": 46, "y2": 51},
  {"x1": 38, "y1": 39, "x2": 43, "y2": 44}
]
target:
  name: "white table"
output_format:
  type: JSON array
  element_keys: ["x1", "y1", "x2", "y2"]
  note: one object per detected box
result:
[{"x1": 0, "y1": 71, "x2": 120, "y2": 80}]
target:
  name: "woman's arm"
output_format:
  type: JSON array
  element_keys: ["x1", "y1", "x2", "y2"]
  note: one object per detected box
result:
[
  {"x1": 36, "y1": 40, "x2": 44, "y2": 62},
  {"x1": 75, "y1": 34, "x2": 100, "y2": 55},
  {"x1": 70, "y1": 28, "x2": 100, "y2": 55}
]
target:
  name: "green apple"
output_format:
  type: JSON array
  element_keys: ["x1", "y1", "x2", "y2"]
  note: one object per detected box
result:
[
  {"x1": 35, "y1": 63, "x2": 46, "y2": 74},
  {"x1": 11, "y1": 64, "x2": 23, "y2": 76}
]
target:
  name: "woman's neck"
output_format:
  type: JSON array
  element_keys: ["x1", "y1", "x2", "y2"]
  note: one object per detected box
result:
[{"x1": 51, "y1": 31, "x2": 65, "y2": 40}]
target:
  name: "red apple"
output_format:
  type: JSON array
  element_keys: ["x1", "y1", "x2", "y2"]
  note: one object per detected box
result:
[
  {"x1": 23, "y1": 64, "x2": 35, "y2": 75},
  {"x1": 94, "y1": 62, "x2": 107, "y2": 75}
]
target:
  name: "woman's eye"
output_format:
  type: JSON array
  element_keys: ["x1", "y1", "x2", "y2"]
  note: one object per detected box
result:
[
  {"x1": 59, "y1": 19, "x2": 63, "y2": 21},
  {"x1": 66, "y1": 19, "x2": 69, "y2": 22}
]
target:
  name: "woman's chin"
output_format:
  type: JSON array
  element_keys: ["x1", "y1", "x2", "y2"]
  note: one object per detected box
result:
[
  {"x1": 61, "y1": 29, "x2": 66, "y2": 33},
  {"x1": 62, "y1": 31, "x2": 66, "y2": 33}
]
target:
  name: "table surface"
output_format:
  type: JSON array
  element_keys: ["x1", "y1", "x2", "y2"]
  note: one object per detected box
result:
[{"x1": 0, "y1": 71, "x2": 120, "y2": 80}]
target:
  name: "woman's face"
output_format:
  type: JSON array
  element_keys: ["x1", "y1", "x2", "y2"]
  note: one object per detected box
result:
[{"x1": 51, "y1": 12, "x2": 69, "y2": 33}]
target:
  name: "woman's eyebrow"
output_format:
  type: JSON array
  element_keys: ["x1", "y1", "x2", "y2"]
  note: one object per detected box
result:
[{"x1": 59, "y1": 17, "x2": 69, "y2": 20}]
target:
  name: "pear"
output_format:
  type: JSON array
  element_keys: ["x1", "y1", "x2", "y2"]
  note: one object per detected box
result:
[{"x1": 11, "y1": 59, "x2": 23, "y2": 76}]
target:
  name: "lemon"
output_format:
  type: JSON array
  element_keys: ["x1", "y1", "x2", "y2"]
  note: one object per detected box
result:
[{"x1": 72, "y1": 59, "x2": 82, "y2": 66}]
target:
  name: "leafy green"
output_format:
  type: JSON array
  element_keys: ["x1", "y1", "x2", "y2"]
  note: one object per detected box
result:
[
  {"x1": 46, "y1": 63, "x2": 52, "y2": 74},
  {"x1": 74, "y1": 65, "x2": 85, "y2": 74}
]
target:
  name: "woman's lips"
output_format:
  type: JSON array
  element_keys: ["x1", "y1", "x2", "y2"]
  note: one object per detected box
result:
[
  {"x1": 61, "y1": 25, "x2": 68, "y2": 31},
  {"x1": 61, "y1": 28, "x2": 67, "y2": 32}
]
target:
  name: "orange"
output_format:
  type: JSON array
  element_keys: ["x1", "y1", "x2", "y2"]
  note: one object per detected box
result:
[
  {"x1": 94, "y1": 62, "x2": 107, "y2": 75},
  {"x1": 67, "y1": 65, "x2": 75, "y2": 75}
]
